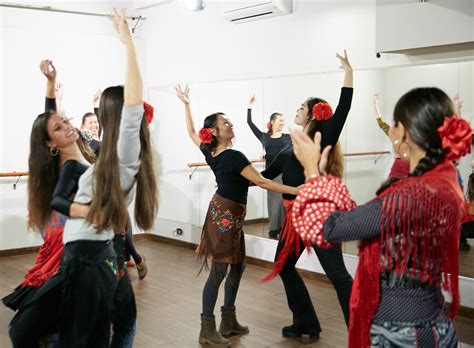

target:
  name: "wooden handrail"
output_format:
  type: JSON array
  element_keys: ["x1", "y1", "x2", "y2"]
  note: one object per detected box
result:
[
  {"x1": 187, "y1": 151, "x2": 390, "y2": 168},
  {"x1": 0, "y1": 172, "x2": 29, "y2": 177},
  {"x1": 187, "y1": 159, "x2": 264, "y2": 168}
]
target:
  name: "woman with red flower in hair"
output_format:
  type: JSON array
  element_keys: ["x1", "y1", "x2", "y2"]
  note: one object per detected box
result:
[
  {"x1": 291, "y1": 87, "x2": 471, "y2": 347},
  {"x1": 260, "y1": 50, "x2": 353, "y2": 341},
  {"x1": 176, "y1": 84, "x2": 301, "y2": 347}
]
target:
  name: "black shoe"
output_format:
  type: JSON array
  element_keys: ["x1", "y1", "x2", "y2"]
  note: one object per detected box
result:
[
  {"x1": 269, "y1": 230, "x2": 279, "y2": 240},
  {"x1": 282, "y1": 324, "x2": 320, "y2": 339}
]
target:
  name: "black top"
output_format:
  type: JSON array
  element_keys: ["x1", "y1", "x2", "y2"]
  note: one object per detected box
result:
[
  {"x1": 201, "y1": 148, "x2": 251, "y2": 205},
  {"x1": 45, "y1": 97, "x2": 56, "y2": 112},
  {"x1": 247, "y1": 109, "x2": 291, "y2": 168},
  {"x1": 51, "y1": 160, "x2": 89, "y2": 216},
  {"x1": 262, "y1": 87, "x2": 353, "y2": 200}
]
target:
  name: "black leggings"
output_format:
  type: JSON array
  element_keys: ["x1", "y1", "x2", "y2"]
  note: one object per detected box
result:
[
  {"x1": 202, "y1": 260, "x2": 246, "y2": 316},
  {"x1": 276, "y1": 239, "x2": 353, "y2": 333},
  {"x1": 124, "y1": 221, "x2": 142, "y2": 264}
]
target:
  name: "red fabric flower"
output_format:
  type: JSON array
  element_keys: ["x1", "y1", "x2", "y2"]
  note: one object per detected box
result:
[
  {"x1": 437, "y1": 114, "x2": 472, "y2": 162},
  {"x1": 312, "y1": 102, "x2": 333, "y2": 121},
  {"x1": 266, "y1": 121, "x2": 271, "y2": 130},
  {"x1": 199, "y1": 128, "x2": 213, "y2": 144},
  {"x1": 143, "y1": 102, "x2": 154, "y2": 124},
  {"x1": 221, "y1": 218, "x2": 230, "y2": 227}
]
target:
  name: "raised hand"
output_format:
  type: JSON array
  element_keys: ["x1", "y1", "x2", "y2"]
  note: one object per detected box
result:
[
  {"x1": 373, "y1": 92, "x2": 382, "y2": 118},
  {"x1": 175, "y1": 84, "x2": 191, "y2": 105},
  {"x1": 249, "y1": 94, "x2": 256, "y2": 108},
  {"x1": 453, "y1": 93, "x2": 463, "y2": 116},
  {"x1": 93, "y1": 90, "x2": 102, "y2": 108},
  {"x1": 40, "y1": 60, "x2": 56, "y2": 81},
  {"x1": 107, "y1": 8, "x2": 132, "y2": 45},
  {"x1": 336, "y1": 50, "x2": 352, "y2": 71}
]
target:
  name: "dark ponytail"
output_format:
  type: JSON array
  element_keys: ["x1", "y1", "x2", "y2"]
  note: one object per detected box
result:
[{"x1": 266, "y1": 112, "x2": 282, "y2": 136}]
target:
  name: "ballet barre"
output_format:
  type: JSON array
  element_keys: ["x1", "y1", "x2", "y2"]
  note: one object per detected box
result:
[
  {"x1": 0, "y1": 171, "x2": 29, "y2": 190},
  {"x1": 187, "y1": 151, "x2": 391, "y2": 179}
]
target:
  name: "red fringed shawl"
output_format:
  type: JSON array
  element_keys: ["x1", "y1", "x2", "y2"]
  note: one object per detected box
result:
[
  {"x1": 22, "y1": 212, "x2": 64, "y2": 288},
  {"x1": 292, "y1": 160, "x2": 466, "y2": 348}
]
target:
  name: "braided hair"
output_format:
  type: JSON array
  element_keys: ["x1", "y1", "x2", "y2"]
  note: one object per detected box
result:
[{"x1": 377, "y1": 87, "x2": 454, "y2": 194}]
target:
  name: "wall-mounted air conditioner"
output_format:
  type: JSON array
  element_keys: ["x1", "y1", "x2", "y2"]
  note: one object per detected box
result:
[{"x1": 222, "y1": 0, "x2": 293, "y2": 24}]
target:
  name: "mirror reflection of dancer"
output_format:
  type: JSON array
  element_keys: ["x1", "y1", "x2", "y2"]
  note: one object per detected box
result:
[
  {"x1": 373, "y1": 92, "x2": 410, "y2": 178},
  {"x1": 247, "y1": 96, "x2": 291, "y2": 239},
  {"x1": 176, "y1": 84, "x2": 300, "y2": 347},
  {"x1": 261, "y1": 51, "x2": 353, "y2": 340},
  {"x1": 291, "y1": 87, "x2": 471, "y2": 347}
]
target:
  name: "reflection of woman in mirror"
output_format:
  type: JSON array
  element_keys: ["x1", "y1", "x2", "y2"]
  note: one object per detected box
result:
[
  {"x1": 247, "y1": 95, "x2": 291, "y2": 239},
  {"x1": 261, "y1": 51, "x2": 353, "y2": 340},
  {"x1": 176, "y1": 84, "x2": 300, "y2": 346},
  {"x1": 291, "y1": 87, "x2": 471, "y2": 347},
  {"x1": 374, "y1": 92, "x2": 410, "y2": 178}
]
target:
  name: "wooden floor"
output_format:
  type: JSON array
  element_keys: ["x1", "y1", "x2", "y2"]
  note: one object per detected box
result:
[
  {"x1": 1, "y1": 240, "x2": 474, "y2": 347},
  {"x1": 244, "y1": 221, "x2": 474, "y2": 278}
]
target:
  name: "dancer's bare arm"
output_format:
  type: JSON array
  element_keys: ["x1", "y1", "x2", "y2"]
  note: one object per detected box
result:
[{"x1": 176, "y1": 84, "x2": 201, "y2": 147}]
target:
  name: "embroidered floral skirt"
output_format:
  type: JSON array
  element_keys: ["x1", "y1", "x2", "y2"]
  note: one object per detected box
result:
[{"x1": 197, "y1": 194, "x2": 247, "y2": 265}]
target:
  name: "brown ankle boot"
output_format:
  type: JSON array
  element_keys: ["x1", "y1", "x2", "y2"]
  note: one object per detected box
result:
[
  {"x1": 218, "y1": 305, "x2": 249, "y2": 337},
  {"x1": 199, "y1": 314, "x2": 230, "y2": 346}
]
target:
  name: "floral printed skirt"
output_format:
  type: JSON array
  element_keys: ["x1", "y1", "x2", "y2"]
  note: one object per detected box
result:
[{"x1": 197, "y1": 194, "x2": 247, "y2": 265}]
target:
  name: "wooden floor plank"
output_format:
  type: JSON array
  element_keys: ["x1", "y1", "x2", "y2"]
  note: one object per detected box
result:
[{"x1": 1, "y1": 239, "x2": 473, "y2": 347}]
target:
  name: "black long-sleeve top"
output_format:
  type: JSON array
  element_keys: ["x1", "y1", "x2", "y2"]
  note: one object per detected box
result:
[
  {"x1": 261, "y1": 87, "x2": 353, "y2": 200},
  {"x1": 45, "y1": 97, "x2": 91, "y2": 216},
  {"x1": 50, "y1": 160, "x2": 89, "y2": 216},
  {"x1": 246, "y1": 109, "x2": 291, "y2": 168}
]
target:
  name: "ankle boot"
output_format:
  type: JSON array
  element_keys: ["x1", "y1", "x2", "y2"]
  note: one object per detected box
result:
[
  {"x1": 199, "y1": 314, "x2": 230, "y2": 346},
  {"x1": 219, "y1": 305, "x2": 249, "y2": 337}
]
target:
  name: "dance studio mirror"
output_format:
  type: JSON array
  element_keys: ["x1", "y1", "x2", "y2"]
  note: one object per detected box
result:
[{"x1": 151, "y1": 59, "x2": 473, "y2": 278}]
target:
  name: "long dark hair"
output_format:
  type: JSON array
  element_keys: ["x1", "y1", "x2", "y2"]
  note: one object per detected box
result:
[
  {"x1": 28, "y1": 114, "x2": 96, "y2": 231},
  {"x1": 267, "y1": 112, "x2": 282, "y2": 136},
  {"x1": 199, "y1": 112, "x2": 224, "y2": 153},
  {"x1": 28, "y1": 111, "x2": 60, "y2": 231},
  {"x1": 376, "y1": 87, "x2": 454, "y2": 194},
  {"x1": 87, "y1": 86, "x2": 158, "y2": 233},
  {"x1": 304, "y1": 97, "x2": 344, "y2": 178}
]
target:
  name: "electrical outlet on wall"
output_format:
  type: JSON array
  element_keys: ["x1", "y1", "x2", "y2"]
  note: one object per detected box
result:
[{"x1": 173, "y1": 228, "x2": 183, "y2": 236}]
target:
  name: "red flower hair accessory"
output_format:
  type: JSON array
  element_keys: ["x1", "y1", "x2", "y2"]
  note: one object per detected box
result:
[
  {"x1": 266, "y1": 121, "x2": 271, "y2": 130},
  {"x1": 199, "y1": 128, "x2": 213, "y2": 144},
  {"x1": 312, "y1": 102, "x2": 333, "y2": 121},
  {"x1": 437, "y1": 114, "x2": 472, "y2": 162},
  {"x1": 143, "y1": 102, "x2": 154, "y2": 124}
]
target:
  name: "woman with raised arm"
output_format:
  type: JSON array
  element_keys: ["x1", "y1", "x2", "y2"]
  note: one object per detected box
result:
[
  {"x1": 7, "y1": 60, "x2": 94, "y2": 347},
  {"x1": 176, "y1": 84, "x2": 300, "y2": 347},
  {"x1": 374, "y1": 92, "x2": 410, "y2": 178},
  {"x1": 9, "y1": 11, "x2": 157, "y2": 347},
  {"x1": 260, "y1": 51, "x2": 353, "y2": 340},
  {"x1": 247, "y1": 96, "x2": 290, "y2": 239},
  {"x1": 291, "y1": 87, "x2": 471, "y2": 347}
]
